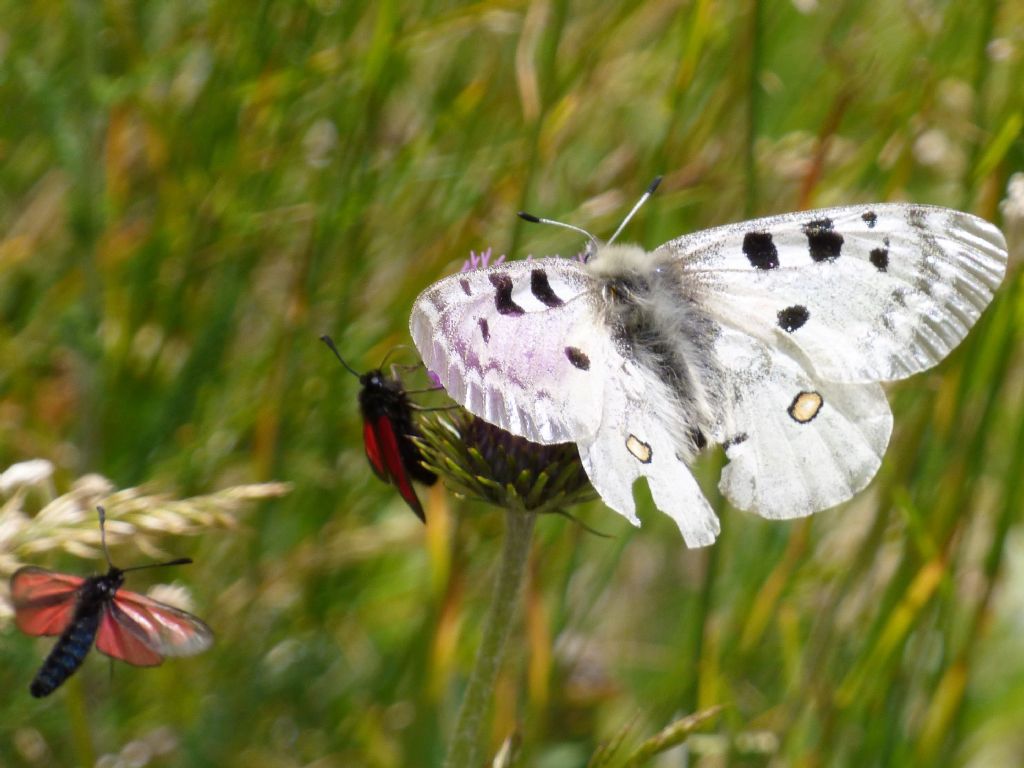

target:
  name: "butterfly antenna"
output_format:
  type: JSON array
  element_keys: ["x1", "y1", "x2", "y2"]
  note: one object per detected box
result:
[
  {"x1": 320, "y1": 335, "x2": 361, "y2": 378},
  {"x1": 607, "y1": 175, "x2": 663, "y2": 245},
  {"x1": 518, "y1": 211, "x2": 600, "y2": 258}
]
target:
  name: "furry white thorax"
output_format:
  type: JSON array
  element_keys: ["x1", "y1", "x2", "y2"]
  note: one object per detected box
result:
[
  {"x1": 583, "y1": 242, "x2": 726, "y2": 461},
  {"x1": 583, "y1": 243, "x2": 670, "y2": 277}
]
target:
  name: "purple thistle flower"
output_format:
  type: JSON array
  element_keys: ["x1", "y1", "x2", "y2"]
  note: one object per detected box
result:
[{"x1": 460, "y1": 248, "x2": 506, "y2": 272}]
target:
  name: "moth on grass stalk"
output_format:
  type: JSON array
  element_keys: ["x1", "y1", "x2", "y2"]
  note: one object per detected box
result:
[
  {"x1": 411, "y1": 179, "x2": 1008, "y2": 546},
  {"x1": 10, "y1": 506, "x2": 212, "y2": 697}
]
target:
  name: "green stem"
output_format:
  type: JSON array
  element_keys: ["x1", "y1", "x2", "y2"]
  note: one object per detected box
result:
[{"x1": 444, "y1": 506, "x2": 537, "y2": 768}]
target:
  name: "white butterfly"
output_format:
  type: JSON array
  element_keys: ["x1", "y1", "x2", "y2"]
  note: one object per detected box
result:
[{"x1": 410, "y1": 194, "x2": 1007, "y2": 547}]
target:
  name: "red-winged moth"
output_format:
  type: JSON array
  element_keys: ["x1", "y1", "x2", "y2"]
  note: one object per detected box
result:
[{"x1": 10, "y1": 506, "x2": 212, "y2": 697}]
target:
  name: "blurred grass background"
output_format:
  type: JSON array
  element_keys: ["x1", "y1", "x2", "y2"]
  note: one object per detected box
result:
[{"x1": 0, "y1": 0, "x2": 1022, "y2": 765}]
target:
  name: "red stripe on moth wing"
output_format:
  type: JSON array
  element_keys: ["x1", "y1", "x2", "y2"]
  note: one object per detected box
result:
[
  {"x1": 95, "y1": 603, "x2": 164, "y2": 667},
  {"x1": 110, "y1": 591, "x2": 214, "y2": 657},
  {"x1": 363, "y1": 420, "x2": 387, "y2": 480},
  {"x1": 374, "y1": 415, "x2": 426, "y2": 522},
  {"x1": 10, "y1": 567, "x2": 84, "y2": 637}
]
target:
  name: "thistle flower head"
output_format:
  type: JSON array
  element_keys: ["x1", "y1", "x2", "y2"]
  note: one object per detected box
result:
[{"x1": 416, "y1": 411, "x2": 595, "y2": 514}]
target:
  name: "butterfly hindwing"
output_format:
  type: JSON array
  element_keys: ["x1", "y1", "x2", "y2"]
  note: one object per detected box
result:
[
  {"x1": 577, "y1": 353, "x2": 720, "y2": 546},
  {"x1": 659, "y1": 203, "x2": 1007, "y2": 383},
  {"x1": 713, "y1": 327, "x2": 893, "y2": 518}
]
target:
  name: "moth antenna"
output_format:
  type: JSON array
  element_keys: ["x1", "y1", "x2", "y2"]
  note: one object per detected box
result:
[
  {"x1": 403, "y1": 386, "x2": 444, "y2": 395},
  {"x1": 518, "y1": 211, "x2": 600, "y2": 259},
  {"x1": 320, "y1": 335, "x2": 361, "y2": 378},
  {"x1": 97, "y1": 506, "x2": 115, "y2": 569},
  {"x1": 607, "y1": 175, "x2": 663, "y2": 245},
  {"x1": 120, "y1": 557, "x2": 193, "y2": 573},
  {"x1": 96, "y1": 506, "x2": 193, "y2": 572},
  {"x1": 379, "y1": 345, "x2": 414, "y2": 372}
]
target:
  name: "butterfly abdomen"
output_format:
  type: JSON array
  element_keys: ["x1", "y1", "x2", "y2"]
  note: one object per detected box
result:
[{"x1": 29, "y1": 607, "x2": 102, "y2": 697}]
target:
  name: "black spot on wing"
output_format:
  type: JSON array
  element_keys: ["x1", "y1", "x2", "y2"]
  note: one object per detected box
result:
[
  {"x1": 723, "y1": 433, "x2": 748, "y2": 450},
  {"x1": 803, "y1": 218, "x2": 843, "y2": 262},
  {"x1": 565, "y1": 346, "x2": 590, "y2": 370},
  {"x1": 478, "y1": 318, "x2": 490, "y2": 342},
  {"x1": 777, "y1": 305, "x2": 809, "y2": 332},
  {"x1": 488, "y1": 273, "x2": 525, "y2": 316},
  {"x1": 862, "y1": 211, "x2": 877, "y2": 228},
  {"x1": 743, "y1": 232, "x2": 779, "y2": 270},
  {"x1": 530, "y1": 269, "x2": 564, "y2": 308},
  {"x1": 460, "y1": 279, "x2": 472, "y2": 296},
  {"x1": 870, "y1": 237, "x2": 890, "y2": 271}
]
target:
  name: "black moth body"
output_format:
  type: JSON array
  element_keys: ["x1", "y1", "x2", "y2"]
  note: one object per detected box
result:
[
  {"x1": 29, "y1": 568, "x2": 124, "y2": 697},
  {"x1": 359, "y1": 369, "x2": 439, "y2": 489},
  {"x1": 321, "y1": 334, "x2": 438, "y2": 521}
]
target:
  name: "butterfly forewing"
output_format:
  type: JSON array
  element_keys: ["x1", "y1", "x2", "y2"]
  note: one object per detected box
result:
[
  {"x1": 659, "y1": 203, "x2": 1007, "y2": 383},
  {"x1": 411, "y1": 257, "x2": 607, "y2": 445},
  {"x1": 10, "y1": 567, "x2": 85, "y2": 637}
]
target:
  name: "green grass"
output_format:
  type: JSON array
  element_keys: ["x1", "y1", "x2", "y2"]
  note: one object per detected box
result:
[{"x1": 1, "y1": 0, "x2": 1022, "y2": 765}]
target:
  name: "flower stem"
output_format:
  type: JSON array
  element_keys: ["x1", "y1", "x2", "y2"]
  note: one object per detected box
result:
[{"x1": 445, "y1": 506, "x2": 537, "y2": 768}]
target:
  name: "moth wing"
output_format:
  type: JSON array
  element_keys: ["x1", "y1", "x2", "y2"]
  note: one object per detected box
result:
[
  {"x1": 411, "y1": 258, "x2": 605, "y2": 444},
  {"x1": 95, "y1": 604, "x2": 164, "y2": 666},
  {"x1": 10, "y1": 567, "x2": 84, "y2": 637},
  {"x1": 371, "y1": 414, "x2": 427, "y2": 522},
  {"x1": 578, "y1": 356, "x2": 720, "y2": 547},
  {"x1": 714, "y1": 327, "x2": 893, "y2": 518},
  {"x1": 658, "y1": 203, "x2": 1006, "y2": 383},
  {"x1": 362, "y1": 419, "x2": 389, "y2": 480},
  {"x1": 96, "y1": 589, "x2": 213, "y2": 665}
]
